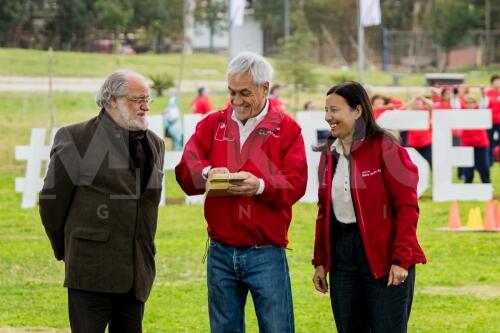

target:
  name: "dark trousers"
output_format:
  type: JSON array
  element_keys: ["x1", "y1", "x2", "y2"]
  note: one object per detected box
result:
[
  {"x1": 463, "y1": 146, "x2": 491, "y2": 183},
  {"x1": 68, "y1": 288, "x2": 144, "y2": 333},
  {"x1": 329, "y1": 221, "x2": 415, "y2": 333},
  {"x1": 487, "y1": 124, "x2": 500, "y2": 166},
  {"x1": 399, "y1": 131, "x2": 408, "y2": 147},
  {"x1": 415, "y1": 145, "x2": 432, "y2": 170}
]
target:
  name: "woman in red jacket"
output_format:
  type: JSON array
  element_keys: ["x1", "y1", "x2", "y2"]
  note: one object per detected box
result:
[{"x1": 312, "y1": 81, "x2": 426, "y2": 333}]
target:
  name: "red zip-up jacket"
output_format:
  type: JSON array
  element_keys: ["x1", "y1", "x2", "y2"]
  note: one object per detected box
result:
[
  {"x1": 460, "y1": 107, "x2": 490, "y2": 148},
  {"x1": 312, "y1": 134, "x2": 427, "y2": 278},
  {"x1": 407, "y1": 108, "x2": 432, "y2": 148},
  {"x1": 175, "y1": 100, "x2": 307, "y2": 247},
  {"x1": 486, "y1": 89, "x2": 500, "y2": 125}
]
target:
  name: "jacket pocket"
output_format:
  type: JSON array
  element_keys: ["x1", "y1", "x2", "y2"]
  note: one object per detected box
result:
[{"x1": 72, "y1": 227, "x2": 110, "y2": 242}]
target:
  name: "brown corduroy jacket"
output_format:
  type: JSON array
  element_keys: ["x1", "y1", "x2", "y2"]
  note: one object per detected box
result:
[{"x1": 39, "y1": 110, "x2": 164, "y2": 302}]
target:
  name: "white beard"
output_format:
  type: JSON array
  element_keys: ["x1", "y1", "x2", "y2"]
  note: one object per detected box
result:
[{"x1": 116, "y1": 100, "x2": 148, "y2": 131}]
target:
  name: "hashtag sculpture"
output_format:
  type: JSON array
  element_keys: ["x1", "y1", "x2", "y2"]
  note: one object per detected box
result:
[{"x1": 15, "y1": 128, "x2": 58, "y2": 208}]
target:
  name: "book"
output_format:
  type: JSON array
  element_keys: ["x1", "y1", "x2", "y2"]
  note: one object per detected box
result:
[{"x1": 206, "y1": 172, "x2": 249, "y2": 197}]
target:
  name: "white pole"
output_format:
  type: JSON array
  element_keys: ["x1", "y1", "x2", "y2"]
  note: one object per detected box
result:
[
  {"x1": 48, "y1": 47, "x2": 54, "y2": 129},
  {"x1": 358, "y1": 0, "x2": 364, "y2": 83}
]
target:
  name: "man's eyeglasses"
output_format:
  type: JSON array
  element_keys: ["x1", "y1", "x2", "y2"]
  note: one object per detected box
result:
[{"x1": 125, "y1": 96, "x2": 154, "y2": 105}]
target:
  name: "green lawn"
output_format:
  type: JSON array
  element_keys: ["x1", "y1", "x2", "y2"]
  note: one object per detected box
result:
[
  {"x1": 0, "y1": 59, "x2": 499, "y2": 332},
  {"x1": 1, "y1": 167, "x2": 499, "y2": 332},
  {"x1": 1, "y1": 47, "x2": 498, "y2": 88}
]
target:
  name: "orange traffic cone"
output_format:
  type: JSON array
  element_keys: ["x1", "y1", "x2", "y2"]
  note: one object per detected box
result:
[
  {"x1": 494, "y1": 200, "x2": 500, "y2": 229},
  {"x1": 484, "y1": 201, "x2": 496, "y2": 231},
  {"x1": 447, "y1": 201, "x2": 461, "y2": 229}
]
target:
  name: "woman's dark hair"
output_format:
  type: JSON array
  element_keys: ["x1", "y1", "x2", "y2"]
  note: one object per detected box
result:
[
  {"x1": 491, "y1": 74, "x2": 500, "y2": 84},
  {"x1": 326, "y1": 81, "x2": 387, "y2": 141}
]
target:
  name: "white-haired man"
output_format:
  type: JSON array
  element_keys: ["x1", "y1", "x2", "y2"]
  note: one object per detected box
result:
[
  {"x1": 39, "y1": 70, "x2": 164, "y2": 332},
  {"x1": 176, "y1": 51, "x2": 307, "y2": 332}
]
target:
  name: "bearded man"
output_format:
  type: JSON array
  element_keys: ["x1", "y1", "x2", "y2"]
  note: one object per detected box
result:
[{"x1": 39, "y1": 69, "x2": 165, "y2": 333}]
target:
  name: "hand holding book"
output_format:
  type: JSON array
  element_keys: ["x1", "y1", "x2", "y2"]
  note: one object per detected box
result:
[{"x1": 206, "y1": 170, "x2": 260, "y2": 197}]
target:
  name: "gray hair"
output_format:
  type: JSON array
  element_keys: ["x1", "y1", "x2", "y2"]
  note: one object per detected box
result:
[
  {"x1": 95, "y1": 69, "x2": 148, "y2": 109},
  {"x1": 227, "y1": 51, "x2": 273, "y2": 85}
]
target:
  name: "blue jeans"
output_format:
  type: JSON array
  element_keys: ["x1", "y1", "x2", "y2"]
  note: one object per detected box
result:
[{"x1": 207, "y1": 240, "x2": 294, "y2": 333}]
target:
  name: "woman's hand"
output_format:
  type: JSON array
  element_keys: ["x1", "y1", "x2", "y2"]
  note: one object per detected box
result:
[
  {"x1": 312, "y1": 265, "x2": 328, "y2": 293},
  {"x1": 387, "y1": 264, "x2": 408, "y2": 286}
]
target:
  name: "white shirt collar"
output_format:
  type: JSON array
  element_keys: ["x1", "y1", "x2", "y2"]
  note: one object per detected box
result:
[{"x1": 331, "y1": 139, "x2": 344, "y2": 155}]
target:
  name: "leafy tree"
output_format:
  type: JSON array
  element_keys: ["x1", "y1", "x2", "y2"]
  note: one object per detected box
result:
[
  {"x1": 427, "y1": 0, "x2": 483, "y2": 71},
  {"x1": 94, "y1": 0, "x2": 133, "y2": 37},
  {"x1": 304, "y1": 0, "x2": 356, "y2": 64},
  {"x1": 252, "y1": 0, "x2": 287, "y2": 55},
  {"x1": 195, "y1": 0, "x2": 228, "y2": 53},
  {"x1": 0, "y1": 0, "x2": 45, "y2": 47},
  {"x1": 44, "y1": 0, "x2": 96, "y2": 50},
  {"x1": 275, "y1": 31, "x2": 317, "y2": 111},
  {"x1": 132, "y1": 0, "x2": 183, "y2": 53}
]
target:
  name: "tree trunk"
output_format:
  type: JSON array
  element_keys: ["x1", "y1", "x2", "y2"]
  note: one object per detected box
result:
[
  {"x1": 409, "y1": 1, "x2": 421, "y2": 73},
  {"x1": 441, "y1": 50, "x2": 450, "y2": 72},
  {"x1": 209, "y1": 22, "x2": 215, "y2": 53}
]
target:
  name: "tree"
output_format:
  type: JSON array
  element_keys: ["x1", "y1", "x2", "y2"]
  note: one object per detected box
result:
[
  {"x1": 44, "y1": 0, "x2": 96, "y2": 50},
  {"x1": 194, "y1": 0, "x2": 228, "y2": 53},
  {"x1": 94, "y1": 0, "x2": 133, "y2": 53},
  {"x1": 132, "y1": 0, "x2": 184, "y2": 53},
  {"x1": 0, "y1": 0, "x2": 45, "y2": 48},
  {"x1": 427, "y1": 0, "x2": 483, "y2": 71},
  {"x1": 252, "y1": 0, "x2": 287, "y2": 55},
  {"x1": 304, "y1": 0, "x2": 356, "y2": 64},
  {"x1": 275, "y1": 31, "x2": 317, "y2": 111}
]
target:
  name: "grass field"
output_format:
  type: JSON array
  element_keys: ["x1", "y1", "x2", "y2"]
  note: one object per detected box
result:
[
  {"x1": 0, "y1": 51, "x2": 499, "y2": 332},
  {"x1": 1, "y1": 48, "x2": 499, "y2": 87},
  {"x1": 1, "y1": 95, "x2": 499, "y2": 332}
]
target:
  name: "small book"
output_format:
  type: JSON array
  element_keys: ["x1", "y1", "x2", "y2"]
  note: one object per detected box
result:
[{"x1": 206, "y1": 172, "x2": 248, "y2": 197}]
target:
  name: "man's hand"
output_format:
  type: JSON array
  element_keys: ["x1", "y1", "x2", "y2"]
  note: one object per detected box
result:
[
  {"x1": 312, "y1": 265, "x2": 328, "y2": 293},
  {"x1": 387, "y1": 264, "x2": 408, "y2": 286},
  {"x1": 208, "y1": 167, "x2": 230, "y2": 177},
  {"x1": 227, "y1": 171, "x2": 260, "y2": 197}
]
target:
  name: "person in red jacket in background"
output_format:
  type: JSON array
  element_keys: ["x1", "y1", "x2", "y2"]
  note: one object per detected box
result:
[
  {"x1": 453, "y1": 95, "x2": 491, "y2": 183},
  {"x1": 268, "y1": 83, "x2": 286, "y2": 112},
  {"x1": 483, "y1": 74, "x2": 500, "y2": 166},
  {"x1": 371, "y1": 94, "x2": 405, "y2": 119},
  {"x1": 371, "y1": 94, "x2": 389, "y2": 119},
  {"x1": 406, "y1": 96, "x2": 433, "y2": 168},
  {"x1": 191, "y1": 86, "x2": 214, "y2": 115},
  {"x1": 312, "y1": 81, "x2": 426, "y2": 333},
  {"x1": 176, "y1": 51, "x2": 307, "y2": 333},
  {"x1": 435, "y1": 87, "x2": 463, "y2": 147}
]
